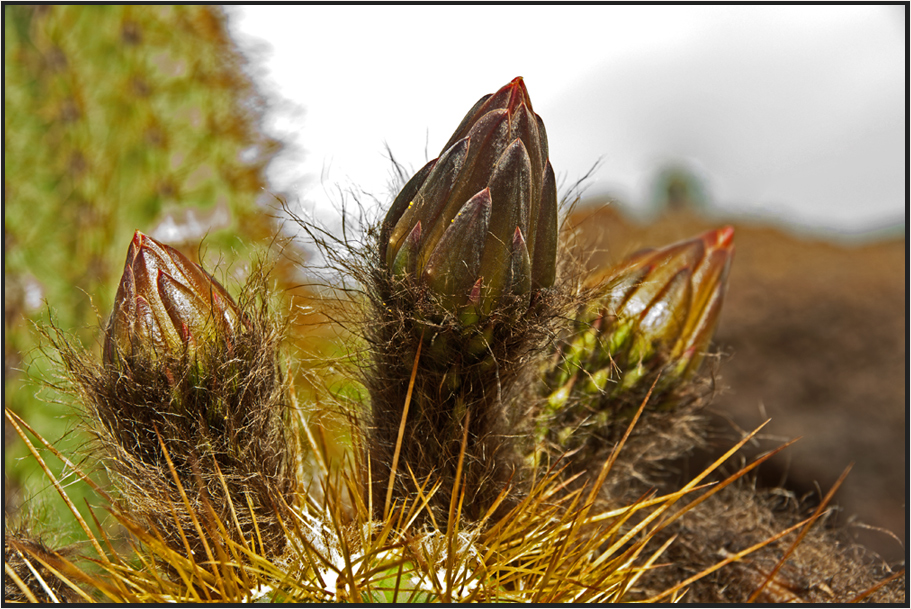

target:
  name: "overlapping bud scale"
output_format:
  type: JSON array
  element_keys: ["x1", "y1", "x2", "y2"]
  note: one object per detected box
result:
[
  {"x1": 549, "y1": 227, "x2": 735, "y2": 409},
  {"x1": 103, "y1": 230, "x2": 240, "y2": 367},
  {"x1": 380, "y1": 77, "x2": 557, "y2": 322}
]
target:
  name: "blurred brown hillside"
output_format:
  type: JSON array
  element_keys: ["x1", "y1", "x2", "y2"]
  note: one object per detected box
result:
[{"x1": 566, "y1": 202, "x2": 906, "y2": 564}]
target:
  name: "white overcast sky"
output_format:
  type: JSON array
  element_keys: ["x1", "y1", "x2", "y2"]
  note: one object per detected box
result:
[{"x1": 226, "y1": 5, "x2": 905, "y2": 240}]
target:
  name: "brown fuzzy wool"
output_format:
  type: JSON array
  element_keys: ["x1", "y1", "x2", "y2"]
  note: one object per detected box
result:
[
  {"x1": 43, "y1": 265, "x2": 296, "y2": 561},
  {"x1": 363, "y1": 271, "x2": 566, "y2": 524},
  {"x1": 4, "y1": 526, "x2": 82, "y2": 603},
  {"x1": 630, "y1": 481, "x2": 906, "y2": 603}
]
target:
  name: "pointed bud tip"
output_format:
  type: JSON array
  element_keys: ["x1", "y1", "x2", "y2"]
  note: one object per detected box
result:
[
  {"x1": 468, "y1": 277, "x2": 483, "y2": 304},
  {"x1": 701, "y1": 226, "x2": 735, "y2": 252},
  {"x1": 129, "y1": 230, "x2": 145, "y2": 256},
  {"x1": 513, "y1": 226, "x2": 526, "y2": 246},
  {"x1": 409, "y1": 220, "x2": 422, "y2": 242},
  {"x1": 505, "y1": 76, "x2": 529, "y2": 112},
  {"x1": 469, "y1": 187, "x2": 492, "y2": 211}
]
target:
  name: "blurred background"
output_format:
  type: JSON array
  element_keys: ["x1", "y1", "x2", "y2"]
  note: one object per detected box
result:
[
  {"x1": 227, "y1": 5, "x2": 904, "y2": 241},
  {"x1": 4, "y1": 5, "x2": 905, "y2": 563}
]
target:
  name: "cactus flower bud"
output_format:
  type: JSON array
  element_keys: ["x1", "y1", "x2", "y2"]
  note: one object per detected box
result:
[
  {"x1": 103, "y1": 231, "x2": 240, "y2": 367},
  {"x1": 380, "y1": 77, "x2": 558, "y2": 322},
  {"x1": 534, "y1": 227, "x2": 734, "y2": 476},
  {"x1": 587, "y1": 226, "x2": 734, "y2": 390},
  {"x1": 545, "y1": 227, "x2": 734, "y2": 419}
]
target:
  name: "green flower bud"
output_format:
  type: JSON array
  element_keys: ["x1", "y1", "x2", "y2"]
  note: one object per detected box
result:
[
  {"x1": 381, "y1": 77, "x2": 557, "y2": 322},
  {"x1": 545, "y1": 226, "x2": 734, "y2": 422},
  {"x1": 103, "y1": 230, "x2": 240, "y2": 367},
  {"x1": 583, "y1": 226, "x2": 735, "y2": 392}
]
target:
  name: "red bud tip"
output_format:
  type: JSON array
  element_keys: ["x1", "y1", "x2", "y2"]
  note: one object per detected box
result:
[
  {"x1": 506, "y1": 76, "x2": 528, "y2": 112},
  {"x1": 513, "y1": 226, "x2": 525, "y2": 247},
  {"x1": 701, "y1": 226, "x2": 735, "y2": 252},
  {"x1": 468, "y1": 277, "x2": 483, "y2": 305}
]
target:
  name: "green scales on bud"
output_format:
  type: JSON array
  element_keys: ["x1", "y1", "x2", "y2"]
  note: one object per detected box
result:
[
  {"x1": 103, "y1": 231, "x2": 240, "y2": 368},
  {"x1": 547, "y1": 226, "x2": 735, "y2": 416},
  {"x1": 380, "y1": 77, "x2": 558, "y2": 323}
]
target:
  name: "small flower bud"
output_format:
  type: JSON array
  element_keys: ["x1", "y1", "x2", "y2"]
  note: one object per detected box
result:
[
  {"x1": 103, "y1": 231, "x2": 240, "y2": 367},
  {"x1": 586, "y1": 226, "x2": 735, "y2": 391},
  {"x1": 546, "y1": 226, "x2": 734, "y2": 417}
]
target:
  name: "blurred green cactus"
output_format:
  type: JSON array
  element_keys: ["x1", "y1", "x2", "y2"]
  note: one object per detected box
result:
[
  {"x1": 380, "y1": 77, "x2": 557, "y2": 324},
  {"x1": 4, "y1": 5, "x2": 280, "y2": 529}
]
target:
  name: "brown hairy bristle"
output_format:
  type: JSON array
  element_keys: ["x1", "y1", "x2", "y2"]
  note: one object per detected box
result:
[
  {"x1": 4, "y1": 523, "x2": 82, "y2": 603},
  {"x1": 287, "y1": 198, "x2": 583, "y2": 526},
  {"x1": 42, "y1": 261, "x2": 297, "y2": 561}
]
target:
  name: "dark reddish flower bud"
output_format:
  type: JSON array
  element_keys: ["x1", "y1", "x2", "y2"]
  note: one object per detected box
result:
[{"x1": 380, "y1": 77, "x2": 558, "y2": 323}]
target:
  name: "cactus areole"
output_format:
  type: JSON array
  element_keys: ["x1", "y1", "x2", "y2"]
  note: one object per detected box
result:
[{"x1": 380, "y1": 77, "x2": 558, "y2": 323}]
